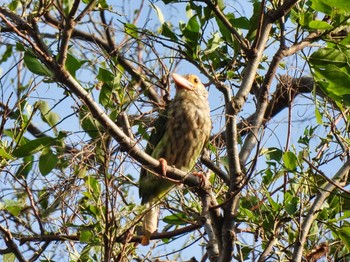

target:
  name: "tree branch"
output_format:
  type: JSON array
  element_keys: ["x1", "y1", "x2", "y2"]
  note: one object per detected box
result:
[
  {"x1": 292, "y1": 158, "x2": 350, "y2": 261},
  {"x1": 43, "y1": 13, "x2": 162, "y2": 105},
  {"x1": 0, "y1": 224, "x2": 27, "y2": 262}
]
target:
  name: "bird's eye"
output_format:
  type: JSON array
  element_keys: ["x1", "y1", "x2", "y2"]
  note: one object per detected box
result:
[{"x1": 194, "y1": 78, "x2": 198, "y2": 83}]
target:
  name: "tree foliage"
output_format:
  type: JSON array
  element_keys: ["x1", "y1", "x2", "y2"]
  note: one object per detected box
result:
[{"x1": 1, "y1": 0, "x2": 350, "y2": 261}]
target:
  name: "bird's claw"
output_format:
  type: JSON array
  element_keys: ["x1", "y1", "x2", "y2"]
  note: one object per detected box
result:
[
  {"x1": 193, "y1": 172, "x2": 209, "y2": 188},
  {"x1": 159, "y1": 158, "x2": 167, "y2": 176}
]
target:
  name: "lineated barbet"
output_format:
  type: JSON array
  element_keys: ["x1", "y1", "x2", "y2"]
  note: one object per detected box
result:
[{"x1": 139, "y1": 73, "x2": 211, "y2": 246}]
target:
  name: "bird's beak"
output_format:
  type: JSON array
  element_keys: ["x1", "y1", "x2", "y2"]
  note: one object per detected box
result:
[{"x1": 172, "y1": 73, "x2": 195, "y2": 90}]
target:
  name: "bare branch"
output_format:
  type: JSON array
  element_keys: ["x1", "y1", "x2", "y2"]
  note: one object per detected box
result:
[{"x1": 0, "y1": 224, "x2": 27, "y2": 262}]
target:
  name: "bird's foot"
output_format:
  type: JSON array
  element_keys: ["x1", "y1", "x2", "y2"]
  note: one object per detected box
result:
[
  {"x1": 193, "y1": 172, "x2": 209, "y2": 188},
  {"x1": 141, "y1": 234, "x2": 150, "y2": 246},
  {"x1": 159, "y1": 158, "x2": 167, "y2": 176}
]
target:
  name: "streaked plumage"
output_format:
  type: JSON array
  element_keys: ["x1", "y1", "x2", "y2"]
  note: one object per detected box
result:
[{"x1": 139, "y1": 73, "x2": 211, "y2": 245}]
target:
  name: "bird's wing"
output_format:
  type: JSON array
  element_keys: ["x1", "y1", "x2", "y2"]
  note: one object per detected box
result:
[{"x1": 139, "y1": 107, "x2": 169, "y2": 204}]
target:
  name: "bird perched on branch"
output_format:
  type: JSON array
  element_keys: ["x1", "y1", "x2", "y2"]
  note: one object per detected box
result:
[{"x1": 139, "y1": 73, "x2": 211, "y2": 246}]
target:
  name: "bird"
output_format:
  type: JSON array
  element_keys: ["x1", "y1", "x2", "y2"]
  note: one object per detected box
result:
[{"x1": 139, "y1": 73, "x2": 211, "y2": 246}]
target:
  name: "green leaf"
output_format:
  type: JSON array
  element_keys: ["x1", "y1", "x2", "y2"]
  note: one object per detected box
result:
[
  {"x1": 311, "y1": 0, "x2": 332, "y2": 14},
  {"x1": 263, "y1": 147, "x2": 283, "y2": 162},
  {"x1": 124, "y1": 23, "x2": 139, "y2": 39},
  {"x1": 80, "y1": 230, "x2": 93, "y2": 243},
  {"x1": 9, "y1": 0, "x2": 21, "y2": 11},
  {"x1": 85, "y1": 176, "x2": 101, "y2": 197},
  {"x1": 65, "y1": 53, "x2": 86, "y2": 78},
  {"x1": 3, "y1": 253, "x2": 15, "y2": 262},
  {"x1": 79, "y1": 106, "x2": 103, "y2": 139},
  {"x1": 88, "y1": 204, "x2": 100, "y2": 217},
  {"x1": 16, "y1": 42, "x2": 25, "y2": 51},
  {"x1": 219, "y1": 155, "x2": 229, "y2": 173},
  {"x1": 0, "y1": 145, "x2": 14, "y2": 160},
  {"x1": 266, "y1": 192, "x2": 280, "y2": 211},
  {"x1": 216, "y1": 13, "x2": 235, "y2": 43},
  {"x1": 204, "y1": 32, "x2": 222, "y2": 55},
  {"x1": 282, "y1": 151, "x2": 298, "y2": 170},
  {"x1": 99, "y1": 83, "x2": 113, "y2": 108},
  {"x1": 285, "y1": 196, "x2": 299, "y2": 215},
  {"x1": 231, "y1": 17, "x2": 250, "y2": 30},
  {"x1": 310, "y1": 48, "x2": 350, "y2": 67},
  {"x1": 0, "y1": 45, "x2": 13, "y2": 63},
  {"x1": 321, "y1": 0, "x2": 350, "y2": 12},
  {"x1": 315, "y1": 106, "x2": 323, "y2": 124},
  {"x1": 23, "y1": 51, "x2": 52, "y2": 77},
  {"x1": 96, "y1": 0, "x2": 108, "y2": 9},
  {"x1": 77, "y1": 245, "x2": 94, "y2": 261},
  {"x1": 237, "y1": 207, "x2": 254, "y2": 221},
  {"x1": 97, "y1": 67, "x2": 114, "y2": 82},
  {"x1": 246, "y1": 2, "x2": 262, "y2": 40},
  {"x1": 308, "y1": 20, "x2": 332, "y2": 30},
  {"x1": 12, "y1": 136, "x2": 55, "y2": 157},
  {"x1": 15, "y1": 155, "x2": 33, "y2": 178},
  {"x1": 36, "y1": 100, "x2": 60, "y2": 129},
  {"x1": 163, "y1": 213, "x2": 188, "y2": 225},
  {"x1": 290, "y1": 9, "x2": 314, "y2": 28},
  {"x1": 338, "y1": 227, "x2": 350, "y2": 250},
  {"x1": 161, "y1": 23, "x2": 178, "y2": 40},
  {"x1": 4, "y1": 199, "x2": 23, "y2": 216},
  {"x1": 182, "y1": 15, "x2": 200, "y2": 44},
  {"x1": 316, "y1": 66, "x2": 350, "y2": 96},
  {"x1": 39, "y1": 148, "x2": 59, "y2": 176},
  {"x1": 216, "y1": 0, "x2": 225, "y2": 10},
  {"x1": 340, "y1": 35, "x2": 350, "y2": 47},
  {"x1": 150, "y1": 3, "x2": 164, "y2": 24},
  {"x1": 312, "y1": 64, "x2": 350, "y2": 105}
]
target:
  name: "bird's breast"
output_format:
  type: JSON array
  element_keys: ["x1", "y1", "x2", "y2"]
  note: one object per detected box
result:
[{"x1": 164, "y1": 98, "x2": 211, "y2": 171}]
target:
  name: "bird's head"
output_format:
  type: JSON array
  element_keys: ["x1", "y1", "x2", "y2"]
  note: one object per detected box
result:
[{"x1": 171, "y1": 73, "x2": 208, "y2": 99}]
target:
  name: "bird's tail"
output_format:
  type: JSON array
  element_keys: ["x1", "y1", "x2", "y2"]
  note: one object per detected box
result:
[{"x1": 141, "y1": 203, "x2": 159, "y2": 246}]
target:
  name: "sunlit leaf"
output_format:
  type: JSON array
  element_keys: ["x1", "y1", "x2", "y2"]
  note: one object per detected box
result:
[
  {"x1": 3, "y1": 253, "x2": 15, "y2": 262},
  {"x1": 39, "y1": 148, "x2": 59, "y2": 176},
  {"x1": 182, "y1": 15, "x2": 200, "y2": 43},
  {"x1": 13, "y1": 136, "x2": 55, "y2": 157},
  {"x1": 310, "y1": 48, "x2": 350, "y2": 67},
  {"x1": 204, "y1": 32, "x2": 222, "y2": 55},
  {"x1": 321, "y1": 0, "x2": 350, "y2": 12},
  {"x1": 263, "y1": 147, "x2": 283, "y2": 162},
  {"x1": 282, "y1": 151, "x2": 298, "y2": 170},
  {"x1": 80, "y1": 230, "x2": 93, "y2": 243},
  {"x1": 308, "y1": 20, "x2": 332, "y2": 30},
  {"x1": 97, "y1": 67, "x2": 114, "y2": 82},
  {"x1": 65, "y1": 53, "x2": 86, "y2": 78},
  {"x1": 338, "y1": 227, "x2": 350, "y2": 250},
  {"x1": 36, "y1": 100, "x2": 61, "y2": 129},
  {"x1": 311, "y1": 0, "x2": 332, "y2": 14},
  {"x1": 23, "y1": 51, "x2": 52, "y2": 77},
  {"x1": 4, "y1": 199, "x2": 23, "y2": 216},
  {"x1": 315, "y1": 106, "x2": 323, "y2": 124},
  {"x1": 124, "y1": 23, "x2": 139, "y2": 39},
  {"x1": 0, "y1": 45, "x2": 13, "y2": 63},
  {"x1": 163, "y1": 213, "x2": 188, "y2": 225},
  {"x1": 0, "y1": 145, "x2": 14, "y2": 160},
  {"x1": 150, "y1": 3, "x2": 164, "y2": 24}
]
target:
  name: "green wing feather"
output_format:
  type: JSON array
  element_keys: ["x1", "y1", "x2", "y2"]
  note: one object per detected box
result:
[{"x1": 139, "y1": 108, "x2": 171, "y2": 204}]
